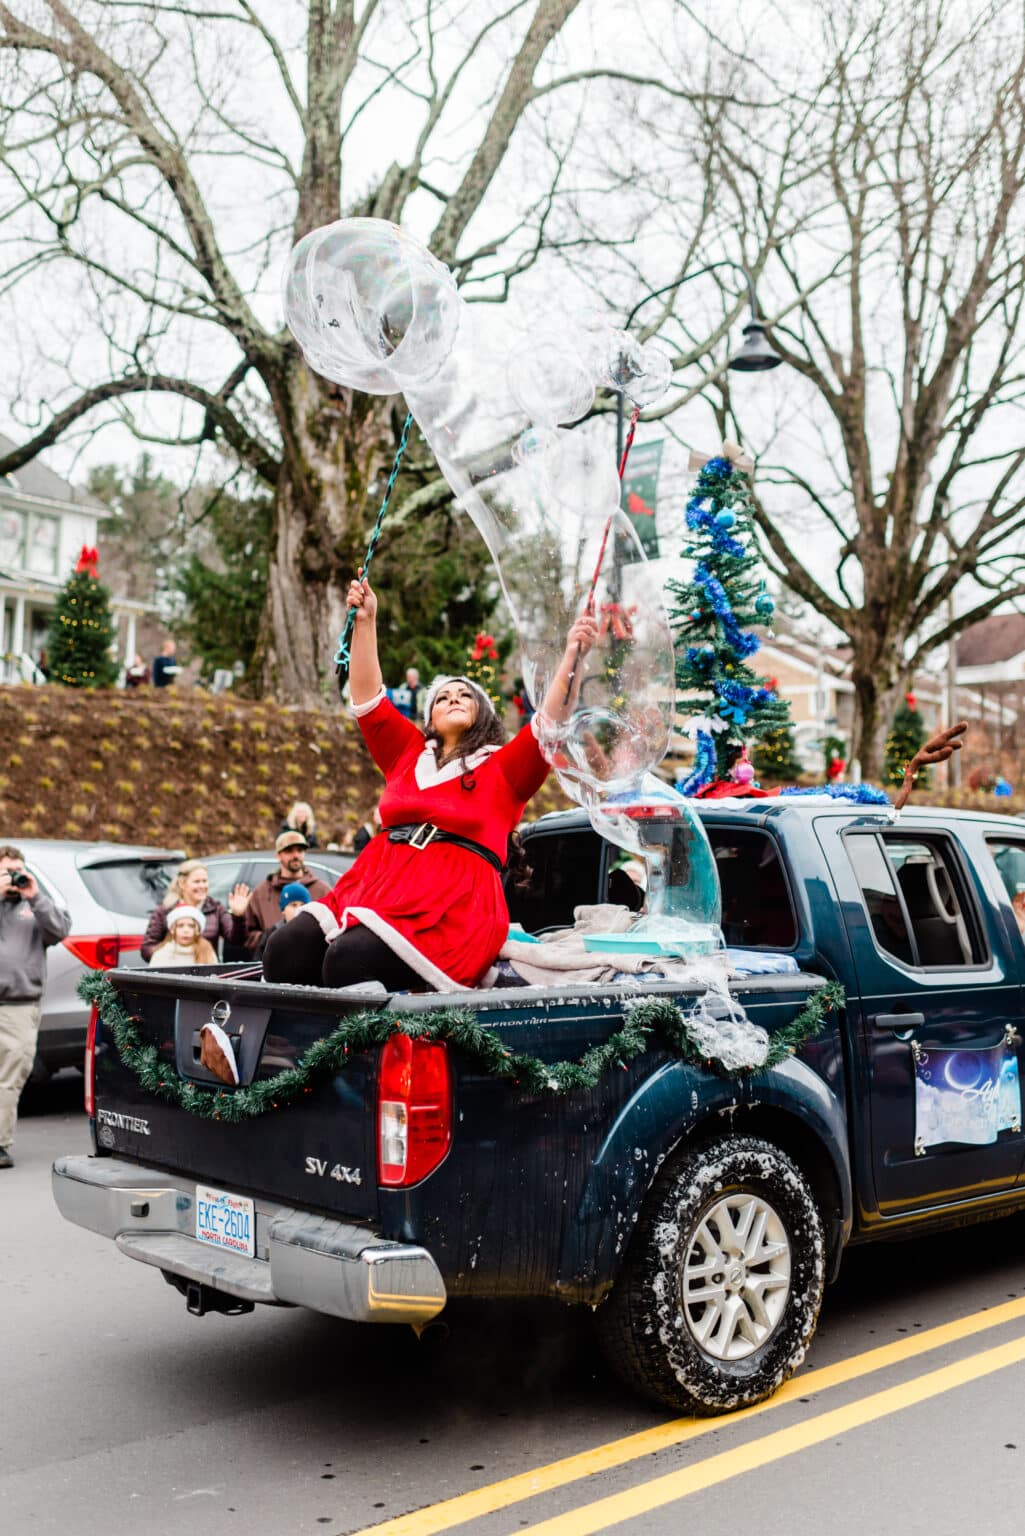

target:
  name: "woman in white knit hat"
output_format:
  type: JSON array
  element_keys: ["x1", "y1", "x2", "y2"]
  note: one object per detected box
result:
[{"x1": 264, "y1": 572, "x2": 596, "y2": 992}]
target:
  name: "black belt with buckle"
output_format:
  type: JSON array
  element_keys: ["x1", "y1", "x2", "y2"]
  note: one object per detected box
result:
[{"x1": 387, "y1": 822, "x2": 504, "y2": 873}]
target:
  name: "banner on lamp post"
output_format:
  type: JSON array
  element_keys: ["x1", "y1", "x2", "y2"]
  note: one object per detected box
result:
[{"x1": 620, "y1": 438, "x2": 664, "y2": 559}]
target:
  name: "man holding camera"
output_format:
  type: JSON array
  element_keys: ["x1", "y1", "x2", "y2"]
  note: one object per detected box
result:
[{"x1": 0, "y1": 846, "x2": 71, "y2": 1168}]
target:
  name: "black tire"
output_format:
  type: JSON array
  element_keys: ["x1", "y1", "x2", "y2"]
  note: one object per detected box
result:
[{"x1": 597, "y1": 1135, "x2": 824, "y2": 1416}]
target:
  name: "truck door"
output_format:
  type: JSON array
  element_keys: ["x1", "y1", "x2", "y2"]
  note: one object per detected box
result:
[{"x1": 820, "y1": 821, "x2": 1024, "y2": 1218}]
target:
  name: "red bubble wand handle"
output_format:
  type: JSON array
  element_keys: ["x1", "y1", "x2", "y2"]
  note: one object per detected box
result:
[{"x1": 563, "y1": 402, "x2": 642, "y2": 702}]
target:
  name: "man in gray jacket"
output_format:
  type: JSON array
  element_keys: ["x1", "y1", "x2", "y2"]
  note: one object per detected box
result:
[{"x1": 0, "y1": 845, "x2": 71, "y2": 1167}]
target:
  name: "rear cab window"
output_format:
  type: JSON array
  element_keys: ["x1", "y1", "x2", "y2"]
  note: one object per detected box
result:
[
  {"x1": 509, "y1": 821, "x2": 799, "y2": 950},
  {"x1": 506, "y1": 829, "x2": 604, "y2": 933},
  {"x1": 706, "y1": 828, "x2": 798, "y2": 950},
  {"x1": 844, "y1": 831, "x2": 986, "y2": 969}
]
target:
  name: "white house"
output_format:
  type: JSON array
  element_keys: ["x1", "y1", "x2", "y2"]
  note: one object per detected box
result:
[{"x1": 0, "y1": 434, "x2": 149, "y2": 682}]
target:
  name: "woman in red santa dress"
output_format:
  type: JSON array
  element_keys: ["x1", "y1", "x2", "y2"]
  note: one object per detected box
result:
[{"x1": 263, "y1": 574, "x2": 598, "y2": 991}]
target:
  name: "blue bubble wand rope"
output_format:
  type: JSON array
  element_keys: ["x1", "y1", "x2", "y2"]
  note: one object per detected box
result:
[{"x1": 334, "y1": 411, "x2": 414, "y2": 693}]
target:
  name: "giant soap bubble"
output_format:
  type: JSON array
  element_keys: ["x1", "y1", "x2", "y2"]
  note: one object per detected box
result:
[
  {"x1": 283, "y1": 219, "x2": 461, "y2": 391},
  {"x1": 283, "y1": 218, "x2": 675, "y2": 813},
  {"x1": 595, "y1": 775, "x2": 722, "y2": 955}
]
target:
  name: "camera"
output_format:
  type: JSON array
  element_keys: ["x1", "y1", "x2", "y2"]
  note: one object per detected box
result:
[{"x1": 7, "y1": 871, "x2": 30, "y2": 889}]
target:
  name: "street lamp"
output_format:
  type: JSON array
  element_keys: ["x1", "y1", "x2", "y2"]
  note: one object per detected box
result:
[{"x1": 615, "y1": 261, "x2": 781, "y2": 466}]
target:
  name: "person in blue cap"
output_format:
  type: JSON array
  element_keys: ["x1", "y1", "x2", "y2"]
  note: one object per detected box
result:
[{"x1": 255, "y1": 881, "x2": 311, "y2": 961}]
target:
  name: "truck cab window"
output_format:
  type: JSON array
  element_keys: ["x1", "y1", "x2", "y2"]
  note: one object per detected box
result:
[
  {"x1": 987, "y1": 840, "x2": 1025, "y2": 936},
  {"x1": 506, "y1": 830, "x2": 603, "y2": 934},
  {"x1": 706, "y1": 829, "x2": 797, "y2": 949},
  {"x1": 846, "y1": 834, "x2": 916, "y2": 965},
  {"x1": 848, "y1": 833, "x2": 981, "y2": 967}
]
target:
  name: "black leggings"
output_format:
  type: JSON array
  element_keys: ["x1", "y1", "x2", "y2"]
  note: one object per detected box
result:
[{"x1": 262, "y1": 912, "x2": 423, "y2": 991}]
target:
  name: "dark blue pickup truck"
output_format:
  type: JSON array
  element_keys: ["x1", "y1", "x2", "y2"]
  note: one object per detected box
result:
[{"x1": 53, "y1": 800, "x2": 1025, "y2": 1416}]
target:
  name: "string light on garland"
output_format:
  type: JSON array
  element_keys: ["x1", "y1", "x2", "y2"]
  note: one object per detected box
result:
[{"x1": 78, "y1": 973, "x2": 844, "y2": 1120}]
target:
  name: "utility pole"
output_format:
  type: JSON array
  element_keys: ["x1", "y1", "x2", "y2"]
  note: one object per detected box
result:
[{"x1": 947, "y1": 595, "x2": 961, "y2": 789}]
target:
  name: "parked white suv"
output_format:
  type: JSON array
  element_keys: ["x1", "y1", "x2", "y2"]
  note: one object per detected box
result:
[{"x1": 10, "y1": 841, "x2": 183, "y2": 1078}]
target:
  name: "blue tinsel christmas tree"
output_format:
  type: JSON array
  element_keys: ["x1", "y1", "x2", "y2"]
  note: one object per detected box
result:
[{"x1": 666, "y1": 450, "x2": 792, "y2": 789}]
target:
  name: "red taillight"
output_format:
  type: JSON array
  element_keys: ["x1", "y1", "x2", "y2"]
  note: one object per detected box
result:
[
  {"x1": 62, "y1": 934, "x2": 140, "y2": 970},
  {"x1": 84, "y1": 1004, "x2": 98, "y2": 1118},
  {"x1": 377, "y1": 1033, "x2": 451, "y2": 1187}
]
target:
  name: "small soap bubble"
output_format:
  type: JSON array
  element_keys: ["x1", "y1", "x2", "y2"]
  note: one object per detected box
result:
[{"x1": 507, "y1": 337, "x2": 595, "y2": 425}]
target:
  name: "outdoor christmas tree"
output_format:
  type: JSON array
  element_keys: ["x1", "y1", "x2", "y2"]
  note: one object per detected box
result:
[
  {"x1": 666, "y1": 446, "x2": 793, "y2": 789},
  {"x1": 753, "y1": 721, "x2": 803, "y2": 781},
  {"x1": 48, "y1": 545, "x2": 119, "y2": 688},
  {"x1": 465, "y1": 630, "x2": 503, "y2": 712},
  {"x1": 885, "y1": 694, "x2": 930, "y2": 787}
]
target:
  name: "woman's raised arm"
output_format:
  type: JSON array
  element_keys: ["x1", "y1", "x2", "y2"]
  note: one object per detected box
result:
[
  {"x1": 346, "y1": 572, "x2": 385, "y2": 705},
  {"x1": 539, "y1": 613, "x2": 599, "y2": 722}
]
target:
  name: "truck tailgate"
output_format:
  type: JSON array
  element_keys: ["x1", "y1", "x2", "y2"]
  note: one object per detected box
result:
[{"x1": 92, "y1": 969, "x2": 381, "y2": 1223}]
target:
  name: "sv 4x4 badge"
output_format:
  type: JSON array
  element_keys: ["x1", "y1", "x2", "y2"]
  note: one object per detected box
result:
[{"x1": 304, "y1": 1157, "x2": 362, "y2": 1185}]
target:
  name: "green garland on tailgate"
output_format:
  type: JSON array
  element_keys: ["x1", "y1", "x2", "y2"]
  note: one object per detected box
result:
[{"x1": 78, "y1": 973, "x2": 845, "y2": 1121}]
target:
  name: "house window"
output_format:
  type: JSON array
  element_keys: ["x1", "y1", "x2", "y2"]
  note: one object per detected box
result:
[
  {"x1": 0, "y1": 507, "x2": 26, "y2": 568},
  {"x1": 26, "y1": 514, "x2": 59, "y2": 576},
  {"x1": 0, "y1": 508, "x2": 59, "y2": 576}
]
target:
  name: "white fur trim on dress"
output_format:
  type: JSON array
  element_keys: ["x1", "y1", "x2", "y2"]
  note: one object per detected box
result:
[
  {"x1": 303, "y1": 900, "x2": 343, "y2": 943},
  {"x1": 414, "y1": 739, "x2": 501, "y2": 790},
  {"x1": 350, "y1": 687, "x2": 387, "y2": 718},
  {"x1": 340, "y1": 906, "x2": 468, "y2": 992}
]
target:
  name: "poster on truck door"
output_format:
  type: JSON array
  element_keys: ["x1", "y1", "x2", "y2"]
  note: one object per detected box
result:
[{"x1": 913, "y1": 1039, "x2": 1021, "y2": 1154}]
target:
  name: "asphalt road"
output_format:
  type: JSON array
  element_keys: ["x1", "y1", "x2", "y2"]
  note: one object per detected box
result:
[{"x1": 6, "y1": 1076, "x2": 1025, "y2": 1536}]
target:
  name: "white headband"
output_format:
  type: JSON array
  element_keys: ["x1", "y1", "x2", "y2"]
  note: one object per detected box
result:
[{"x1": 423, "y1": 674, "x2": 494, "y2": 724}]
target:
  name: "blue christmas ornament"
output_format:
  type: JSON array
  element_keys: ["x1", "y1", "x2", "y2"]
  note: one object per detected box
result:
[
  {"x1": 714, "y1": 511, "x2": 737, "y2": 529},
  {"x1": 755, "y1": 594, "x2": 775, "y2": 615}
]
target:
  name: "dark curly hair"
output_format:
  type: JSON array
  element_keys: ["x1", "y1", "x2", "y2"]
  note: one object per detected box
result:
[{"x1": 424, "y1": 690, "x2": 506, "y2": 789}]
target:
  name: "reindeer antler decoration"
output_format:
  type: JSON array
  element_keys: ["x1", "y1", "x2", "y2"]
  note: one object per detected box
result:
[{"x1": 893, "y1": 721, "x2": 968, "y2": 811}]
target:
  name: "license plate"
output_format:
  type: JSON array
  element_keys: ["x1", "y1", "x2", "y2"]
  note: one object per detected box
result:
[{"x1": 195, "y1": 1184, "x2": 255, "y2": 1258}]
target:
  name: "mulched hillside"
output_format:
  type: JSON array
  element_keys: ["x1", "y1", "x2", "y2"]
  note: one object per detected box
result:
[{"x1": 0, "y1": 685, "x2": 570, "y2": 855}]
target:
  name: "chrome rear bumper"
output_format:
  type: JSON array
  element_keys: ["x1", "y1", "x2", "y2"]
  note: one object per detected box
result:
[{"x1": 52, "y1": 1155, "x2": 446, "y2": 1326}]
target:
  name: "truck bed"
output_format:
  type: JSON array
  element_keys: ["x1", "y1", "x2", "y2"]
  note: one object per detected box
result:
[{"x1": 77, "y1": 964, "x2": 839, "y2": 1308}]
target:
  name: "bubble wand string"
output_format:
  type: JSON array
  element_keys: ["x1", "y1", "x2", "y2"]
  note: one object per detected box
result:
[
  {"x1": 562, "y1": 401, "x2": 642, "y2": 702},
  {"x1": 333, "y1": 411, "x2": 414, "y2": 692}
]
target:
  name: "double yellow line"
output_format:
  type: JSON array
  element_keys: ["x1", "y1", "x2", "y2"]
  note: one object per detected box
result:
[{"x1": 350, "y1": 1295, "x2": 1025, "y2": 1536}]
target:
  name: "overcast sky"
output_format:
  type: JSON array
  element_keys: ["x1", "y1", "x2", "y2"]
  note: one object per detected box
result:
[{"x1": 2, "y1": 0, "x2": 1021, "y2": 663}]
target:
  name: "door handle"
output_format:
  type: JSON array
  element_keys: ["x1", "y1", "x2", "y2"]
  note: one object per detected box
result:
[{"x1": 873, "y1": 1012, "x2": 926, "y2": 1031}]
